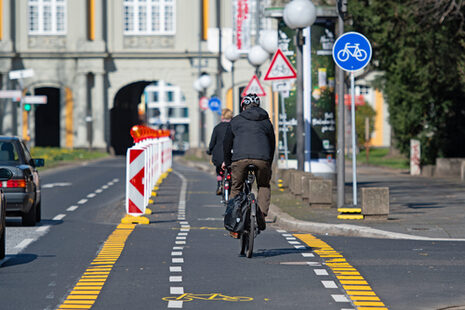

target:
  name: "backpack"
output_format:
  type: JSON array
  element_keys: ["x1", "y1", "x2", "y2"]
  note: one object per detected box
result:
[{"x1": 224, "y1": 192, "x2": 248, "y2": 233}]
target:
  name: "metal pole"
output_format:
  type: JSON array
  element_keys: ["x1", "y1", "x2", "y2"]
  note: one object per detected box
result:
[
  {"x1": 336, "y1": 8, "x2": 346, "y2": 208},
  {"x1": 280, "y1": 94, "x2": 289, "y2": 168},
  {"x1": 303, "y1": 26, "x2": 311, "y2": 172},
  {"x1": 18, "y1": 78, "x2": 24, "y2": 140},
  {"x1": 215, "y1": 0, "x2": 222, "y2": 123},
  {"x1": 231, "y1": 62, "x2": 235, "y2": 115},
  {"x1": 198, "y1": 0, "x2": 203, "y2": 147},
  {"x1": 296, "y1": 29, "x2": 304, "y2": 171},
  {"x1": 350, "y1": 72, "x2": 357, "y2": 206}
]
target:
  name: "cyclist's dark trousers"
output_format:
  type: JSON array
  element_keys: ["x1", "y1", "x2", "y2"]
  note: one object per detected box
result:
[{"x1": 230, "y1": 159, "x2": 271, "y2": 216}]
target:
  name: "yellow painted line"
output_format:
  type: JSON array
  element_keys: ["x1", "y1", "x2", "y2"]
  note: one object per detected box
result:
[
  {"x1": 350, "y1": 296, "x2": 380, "y2": 301},
  {"x1": 339, "y1": 280, "x2": 369, "y2": 285},
  {"x1": 342, "y1": 285, "x2": 373, "y2": 291},
  {"x1": 295, "y1": 233, "x2": 385, "y2": 308},
  {"x1": 337, "y1": 208, "x2": 362, "y2": 213},
  {"x1": 59, "y1": 305, "x2": 93, "y2": 309},
  {"x1": 337, "y1": 214, "x2": 364, "y2": 220},
  {"x1": 63, "y1": 300, "x2": 95, "y2": 304},
  {"x1": 70, "y1": 290, "x2": 101, "y2": 295},
  {"x1": 346, "y1": 291, "x2": 377, "y2": 296},
  {"x1": 67, "y1": 295, "x2": 98, "y2": 300},
  {"x1": 74, "y1": 286, "x2": 103, "y2": 290},
  {"x1": 58, "y1": 222, "x2": 135, "y2": 309},
  {"x1": 358, "y1": 307, "x2": 388, "y2": 310},
  {"x1": 354, "y1": 302, "x2": 386, "y2": 307}
]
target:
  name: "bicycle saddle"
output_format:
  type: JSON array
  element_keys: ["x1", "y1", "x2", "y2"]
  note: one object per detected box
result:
[{"x1": 246, "y1": 164, "x2": 257, "y2": 172}]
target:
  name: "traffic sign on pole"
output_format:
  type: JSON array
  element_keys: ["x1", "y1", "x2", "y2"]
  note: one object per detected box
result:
[
  {"x1": 242, "y1": 75, "x2": 266, "y2": 97},
  {"x1": 199, "y1": 96, "x2": 209, "y2": 111},
  {"x1": 0, "y1": 90, "x2": 21, "y2": 100},
  {"x1": 208, "y1": 97, "x2": 222, "y2": 112},
  {"x1": 9, "y1": 69, "x2": 34, "y2": 80},
  {"x1": 332, "y1": 32, "x2": 372, "y2": 72},
  {"x1": 264, "y1": 49, "x2": 297, "y2": 81},
  {"x1": 24, "y1": 96, "x2": 47, "y2": 104}
]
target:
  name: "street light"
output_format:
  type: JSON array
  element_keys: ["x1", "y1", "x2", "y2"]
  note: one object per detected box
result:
[
  {"x1": 225, "y1": 44, "x2": 240, "y2": 115},
  {"x1": 248, "y1": 45, "x2": 269, "y2": 76},
  {"x1": 283, "y1": 0, "x2": 316, "y2": 171},
  {"x1": 259, "y1": 30, "x2": 278, "y2": 54},
  {"x1": 194, "y1": 72, "x2": 212, "y2": 147}
]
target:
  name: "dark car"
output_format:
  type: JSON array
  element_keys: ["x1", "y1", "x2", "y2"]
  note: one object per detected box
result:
[
  {"x1": 0, "y1": 167, "x2": 13, "y2": 259},
  {"x1": 0, "y1": 137, "x2": 44, "y2": 226}
]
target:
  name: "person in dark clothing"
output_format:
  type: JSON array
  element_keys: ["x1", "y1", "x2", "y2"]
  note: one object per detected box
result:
[
  {"x1": 207, "y1": 108, "x2": 233, "y2": 195},
  {"x1": 223, "y1": 93, "x2": 275, "y2": 231}
]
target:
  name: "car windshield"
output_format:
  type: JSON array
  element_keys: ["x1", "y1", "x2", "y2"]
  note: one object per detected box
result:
[{"x1": 0, "y1": 142, "x2": 20, "y2": 163}]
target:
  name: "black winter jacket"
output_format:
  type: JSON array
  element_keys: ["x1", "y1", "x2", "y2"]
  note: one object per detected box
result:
[
  {"x1": 207, "y1": 121, "x2": 230, "y2": 167},
  {"x1": 223, "y1": 106, "x2": 275, "y2": 166}
]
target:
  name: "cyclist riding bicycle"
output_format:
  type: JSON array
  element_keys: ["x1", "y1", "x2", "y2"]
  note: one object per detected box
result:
[
  {"x1": 207, "y1": 108, "x2": 233, "y2": 195},
  {"x1": 223, "y1": 93, "x2": 275, "y2": 232}
]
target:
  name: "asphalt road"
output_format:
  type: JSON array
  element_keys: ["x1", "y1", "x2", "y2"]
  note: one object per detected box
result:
[{"x1": 1, "y1": 157, "x2": 465, "y2": 310}]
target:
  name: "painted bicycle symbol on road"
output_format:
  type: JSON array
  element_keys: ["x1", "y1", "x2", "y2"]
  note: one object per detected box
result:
[
  {"x1": 336, "y1": 42, "x2": 368, "y2": 62},
  {"x1": 163, "y1": 293, "x2": 253, "y2": 302}
]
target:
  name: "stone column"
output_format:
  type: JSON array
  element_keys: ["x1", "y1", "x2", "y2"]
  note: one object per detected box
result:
[
  {"x1": 91, "y1": 72, "x2": 106, "y2": 149},
  {"x1": 74, "y1": 73, "x2": 88, "y2": 147}
]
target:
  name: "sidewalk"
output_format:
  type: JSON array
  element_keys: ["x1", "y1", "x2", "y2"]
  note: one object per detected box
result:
[{"x1": 177, "y1": 156, "x2": 465, "y2": 241}]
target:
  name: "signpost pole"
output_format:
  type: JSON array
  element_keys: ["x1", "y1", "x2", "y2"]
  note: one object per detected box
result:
[
  {"x1": 350, "y1": 72, "x2": 357, "y2": 206},
  {"x1": 280, "y1": 94, "x2": 289, "y2": 168}
]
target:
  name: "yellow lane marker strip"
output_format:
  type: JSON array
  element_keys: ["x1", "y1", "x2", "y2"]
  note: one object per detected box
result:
[
  {"x1": 294, "y1": 234, "x2": 387, "y2": 309},
  {"x1": 57, "y1": 224, "x2": 135, "y2": 309}
]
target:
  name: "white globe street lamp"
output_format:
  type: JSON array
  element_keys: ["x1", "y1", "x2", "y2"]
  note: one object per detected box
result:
[
  {"x1": 283, "y1": 0, "x2": 316, "y2": 30},
  {"x1": 283, "y1": 0, "x2": 316, "y2": 172},
  {"x1": 259, "y1": 30, "x2": 278, "y2": 54},
  {"x1": 248, "y1": 45, "x2": 269, "y2": 67},
  {"x1": 225, "y1": 44, "x2": 240, "y2": 62},
  {"x1": 199, "y1": 73, "x2": 212, "y2": 89}
]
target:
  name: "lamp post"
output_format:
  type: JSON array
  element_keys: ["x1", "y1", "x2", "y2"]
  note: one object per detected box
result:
[
  {"x1": 225, "y1": 44, "x2": 240, "y2": 115},
  {"x1": 248, "y1": 44, "x2": 269, "y2": 77},
  {"x1": 283, "y1": 0, "x2": 316, "y2": 171},
  {"x1": 194, "y1": 72, "x2": 212, "y2": 147}
]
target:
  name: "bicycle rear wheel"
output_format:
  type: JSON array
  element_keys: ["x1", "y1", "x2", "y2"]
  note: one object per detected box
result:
[{"x1": 245, "y1": 200, "x2": 257, "y2": 258}]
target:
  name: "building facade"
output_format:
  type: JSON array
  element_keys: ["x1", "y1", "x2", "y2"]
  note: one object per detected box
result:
[{"x1": 0, "y1": 0, "x2": 274, "y2": 154}]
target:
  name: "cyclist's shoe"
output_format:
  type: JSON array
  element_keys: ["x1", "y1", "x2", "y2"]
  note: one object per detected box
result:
[
  {"x1": 257, "y1": 209, "x2": 266, "y2": 231},
  {"x1": 229, "y1": 232, "x2": 240, "y2": 239}
]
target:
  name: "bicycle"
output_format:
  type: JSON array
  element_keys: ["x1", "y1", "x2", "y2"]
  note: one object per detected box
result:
[
  {"x1": 221, "y1": 168, "x2": 231, "y2": 204},
  {"x1": 336, "y1": 42, "x2": 368, "y2": 62},
  {"x1": 239, "y1": 164, "x2": 259, "y2": 258}
]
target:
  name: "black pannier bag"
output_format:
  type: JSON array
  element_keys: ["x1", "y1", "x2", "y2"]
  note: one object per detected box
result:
[{"x1": 224, "y1": 192, "x2": 248, "y2": 233}]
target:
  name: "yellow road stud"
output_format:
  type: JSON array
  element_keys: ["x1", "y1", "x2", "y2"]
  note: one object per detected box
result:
[{"x1": 121, "y1": 215, "x2": 149, "y2": 225}]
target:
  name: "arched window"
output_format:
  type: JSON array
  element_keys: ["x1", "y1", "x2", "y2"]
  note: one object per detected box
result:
[
  {"x1": 124, "y1": 0, "x2": 176, "y2": 35},
  {"x1": 28, "y1": 0, "x2": 66, "y2": 35}
]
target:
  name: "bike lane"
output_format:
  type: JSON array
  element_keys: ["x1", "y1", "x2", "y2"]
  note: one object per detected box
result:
[{"x1": 67, "y1": 161, "x2": 392, "y2": 309}]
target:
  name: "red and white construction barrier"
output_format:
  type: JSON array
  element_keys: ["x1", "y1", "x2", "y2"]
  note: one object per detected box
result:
[{"x1": 125, "y1": 126, "x2": 172, "y2": 218}]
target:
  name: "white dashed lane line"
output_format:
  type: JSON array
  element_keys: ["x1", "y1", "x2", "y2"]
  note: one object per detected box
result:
[
  {"x1": 14, "y1": 238, "x2": 34, "y2": 249},
  {"x1": 53, "y1": 214, "x2": 66, "y2": 221},
  {"x1": 77, "y1": 199, "x2": 88, "y2": 205},
  {"x1": 66, "y1": 206, "x2": 78, "y2": 212},
  {"x1": 36, "y1": 225, "x2": 50, "y2": 232}
]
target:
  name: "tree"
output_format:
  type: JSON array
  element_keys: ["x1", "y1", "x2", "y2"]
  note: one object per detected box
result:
[{"x1": 349, "y1": 0, "x2": 465, "y2": 164}]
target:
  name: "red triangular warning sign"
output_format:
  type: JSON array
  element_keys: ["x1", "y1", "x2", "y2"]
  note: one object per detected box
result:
[
  {"x1": 264, "y1": 49, "x2": 297, "y2": 81},
  {"x1": 242, "y1": 75, "x2": 266, "y2": 97}
]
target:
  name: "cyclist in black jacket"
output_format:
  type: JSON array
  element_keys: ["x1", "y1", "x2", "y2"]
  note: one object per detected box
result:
[
  {"x1": 223, "y1": 94, "x2": 275, "y2": 230},
  {"x1": 207, "y1": 108, "x2": 233, "y2": 195}
]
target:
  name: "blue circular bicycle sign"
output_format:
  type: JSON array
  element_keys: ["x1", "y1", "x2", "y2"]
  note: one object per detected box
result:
[{"x1": 332, "y1": 32, "x2": 372, "y2": 72}]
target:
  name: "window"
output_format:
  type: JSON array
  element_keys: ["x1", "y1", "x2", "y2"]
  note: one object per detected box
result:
[
  {"x1": 124, "y1": 0, "x2": 176, "y2": 35},
  {"x1": 28, "y1": 0, "x2": 66, "y2": 35}
]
